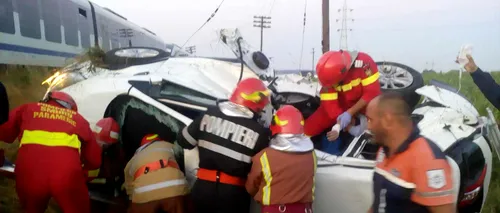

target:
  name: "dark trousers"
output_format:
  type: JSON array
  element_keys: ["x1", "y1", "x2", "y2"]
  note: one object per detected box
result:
[{"x1": 191, "y1": 179, "x2": 250, "y2": 213}]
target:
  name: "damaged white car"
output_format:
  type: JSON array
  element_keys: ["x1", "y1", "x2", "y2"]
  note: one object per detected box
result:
[{"x1": 2, "y1": 29, "x2": 499, "y2": 213}]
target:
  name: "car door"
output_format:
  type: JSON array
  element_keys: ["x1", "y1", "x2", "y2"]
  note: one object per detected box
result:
[{"x1": 312, "y1": 135, "x2": 377, "y2": 213}]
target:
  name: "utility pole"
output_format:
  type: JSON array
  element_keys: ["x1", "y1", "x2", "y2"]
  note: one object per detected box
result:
[
  {"x1": 185, "y1": 45, "x2": 196, "y2": 55},
  {"x1": 253, "y1": 16, "x2": 271, "y2": 52},
  {"x1": 336, "y1": 0, "x2": 354, "y2": 50},
  {"x1": 312, "y1": 48, "x2": 315, "y2": 71},
  {"x1": 321, "y1": 0, "x2": 330, "y2": 54}
]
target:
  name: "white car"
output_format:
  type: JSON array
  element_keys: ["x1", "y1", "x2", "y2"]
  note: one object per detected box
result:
[{"x1": 2, "y1": 29, "x2": 499, "y2": 213}]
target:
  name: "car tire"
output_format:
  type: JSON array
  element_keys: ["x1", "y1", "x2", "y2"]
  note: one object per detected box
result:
[
  {"x1": 104, "y1": 47, "x2": 170, "y2": 70},
  {"x1": 376, "y1": 61, "x2": 424, "y2": 109}
]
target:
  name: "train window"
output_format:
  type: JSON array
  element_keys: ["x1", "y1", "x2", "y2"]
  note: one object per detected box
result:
[
  {"x1": 78, "y1": 8, "x2": 87, "y2": 18},
  {"x1": 99, "y1": 16, "x2": 110, "y2": 51},
  {"x1": 61, "y1": 0, "x2": 78, "y2": 47},
  {"x1": 41, "y1": 0, "x2": 61, "y2": 43},
  {"x1": 0, "y1": 0, "x2": 15, "y2": 34},
  {"x1": 18, "y1": 0, "x2": 41, "y2": 39},
  {"x1": 78, "y1": 9, "x2": 90, "y2": 48}
]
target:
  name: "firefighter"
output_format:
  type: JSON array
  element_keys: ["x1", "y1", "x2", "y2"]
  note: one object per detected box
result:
[
  {"x1": 177, "y1": 77, "x2": 272, "y2": 213},
  {"x1": 0, "y1": 90, "x2": 102, "y2": 213},
  {"x1": 86, "y1": 117, "x2": 121, "y2": 184},
  {"x1": 124, "y1": 133, "x2": 191, "y2": 213},
  {"x1": 305, "y1": 50, "x2": 381, "y2": 150},
  {"x1": 246, "y1": 105, "x2": 317, "y2": 213}
]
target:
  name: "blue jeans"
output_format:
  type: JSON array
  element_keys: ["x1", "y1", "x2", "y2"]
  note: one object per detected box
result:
[{"x1": 320, "y1": 135, "x2": 343, "y2": 155}]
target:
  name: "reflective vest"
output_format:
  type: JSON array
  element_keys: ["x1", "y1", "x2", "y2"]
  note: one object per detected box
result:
[{"x1": 123, "y1": 141, "x2": 189, "y2": 204}]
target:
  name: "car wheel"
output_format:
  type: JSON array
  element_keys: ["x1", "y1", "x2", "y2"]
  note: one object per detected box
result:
[
  {"x1": 376, "y1": 61, "x2": 424, "y2": 109},
  {"x1": 104, "y1": 47, "x2": 170, "y2": 70}
]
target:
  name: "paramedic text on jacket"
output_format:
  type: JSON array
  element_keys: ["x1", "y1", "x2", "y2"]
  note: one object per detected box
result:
[
  {"x1": 304, "y1": 50, "x2": 381, "y2": 137},
  {"x1": 0, "y1": 91, "x2": 101, "y2": 213},
  {"x1": 176, "y1": 78, "x2": 272, "y2": 213},
  {"x1": 366, "y1": 93, "x2": 455, "y2": 213}
]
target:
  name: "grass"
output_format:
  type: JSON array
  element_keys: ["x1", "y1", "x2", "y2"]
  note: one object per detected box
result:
[{"x1": 0, "y1": 63, "x2": 499, "y2": 212}]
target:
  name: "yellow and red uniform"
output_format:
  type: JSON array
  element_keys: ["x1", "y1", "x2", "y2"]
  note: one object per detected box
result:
[
  {"x1": 0, "y1": 102, "x2": 101, "y2": 213},
  {"x1": 304, "y1": 52, "x2": 381, "y2": 137}
]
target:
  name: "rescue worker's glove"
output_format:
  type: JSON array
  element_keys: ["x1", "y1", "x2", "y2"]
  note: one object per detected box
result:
[{"x1": 337, "y1": 111, "x2": 352, "y2": 130}]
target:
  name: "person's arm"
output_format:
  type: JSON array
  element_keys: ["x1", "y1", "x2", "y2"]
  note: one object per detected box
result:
[
  {"x1": 177, "y1": 114, "x2": 203, "y2": 150},
  {"x1": 0, "y1": 104, "x2": 26, "y2": 143},
  {"x1": 245, "y1": 151, "x2": 264, "y2": 197},
  {"x1": 411, "y1": 149, "x2": 455, "y2": 213},
  {"x1": 349, "y1": 55, "x2": 382, "y2": 116},
  {"x1": 367, "y1": 207, "x2": 373, "y2": 213},
  {"x1": 78, "y1": 117, "x2": 102, "y2": 170},
  {"x1": 470, "y1": 68, "x2": 500, "y2": 109}
]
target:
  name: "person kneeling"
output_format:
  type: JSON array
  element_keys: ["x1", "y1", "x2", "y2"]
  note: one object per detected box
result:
[
  {"x1": 124, "y1": 134, "x2": 192, "y2": 213},
  {"x1": 246, "y1": 105, "x2": 317, "y2": 213}
]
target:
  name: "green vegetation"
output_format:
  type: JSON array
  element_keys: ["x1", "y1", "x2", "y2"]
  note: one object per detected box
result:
[{"x1": 0, "y1": 63, "x2": 499, "y2": 212}]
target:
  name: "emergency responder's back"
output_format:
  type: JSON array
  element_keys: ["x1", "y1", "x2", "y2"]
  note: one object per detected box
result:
[
  {"x1": 255, "y1": 148, "x2": 316, "y2": 203},
  {"x1": 194, "y1": 103, "x2": 271, "y2": 178},
  {"x1": 124, "y1": 139, "x2": 189, "y2": 204},
  {"x1": 0, "y1": 91, "x2": 102, "y2": 213},
  {"x1": 3, "y1": 102, "x2": 100, "y2": 169}
]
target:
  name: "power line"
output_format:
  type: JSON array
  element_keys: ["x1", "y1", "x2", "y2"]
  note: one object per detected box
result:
[
  {"x1": 268, "y1": 0, "x2": 276, "y2": 15},
  {"x1": 180, "y1": 0, "x2": 226, "y2": 49},
  {"x1": 253, "y1": 16, "x2": 272, "y2": 51},
  {"x1": 336, "y1": 0, "x2": 354, "y2": 50},
  {"x1": 298, "y1": 0, "x2": 308, "y2": 72}
]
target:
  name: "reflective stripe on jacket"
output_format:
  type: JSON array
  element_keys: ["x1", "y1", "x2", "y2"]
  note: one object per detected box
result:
[
  {"x1": 0, "y1": 102, "x2": 101, "y2": 170},
  {"x1": 124, "y1": 140, "x2": 189, "y2": 204},
  {"x1": 246, "y1": 147, "x2": 317, "y2": 205}
]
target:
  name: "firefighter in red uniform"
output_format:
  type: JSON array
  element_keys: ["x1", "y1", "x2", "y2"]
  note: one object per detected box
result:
[
  {"x1": 247, "y1": 105, "x2": 317, "y2": 213},
  {"x1": 305, "y1": 50, "x2": 382, "y2": 143},
  {"x1": 86, "y1": 117, "x2": 121, "y2": 183},
  {"x1": 0, "y1": 91, "x2": 102, "y2": 213}
]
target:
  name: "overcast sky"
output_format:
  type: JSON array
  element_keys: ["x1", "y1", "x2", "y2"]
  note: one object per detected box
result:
[{"x1": 90, "y1": 0, "x2": 500, "y2": 72}]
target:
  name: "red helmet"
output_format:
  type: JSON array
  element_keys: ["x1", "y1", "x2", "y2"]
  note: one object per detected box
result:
[
  {"x1": 316, "y1": 50, "x2": 358, "y2": 87},
  {"x1": 270, "y1": 105, "x2": 304, "y2": 136},
  {"x1": 46, "y1": 91, "x2": 78, "y2": 111},
  {"x1": 94, "y1": 117, "x2": 120, "y2": 147},
  {"x1": 140, "y1": 134, "x2": 161, "y2": 146},
  {"x1": 229, "y1": 78, "x2": 271, "y2": 112}
]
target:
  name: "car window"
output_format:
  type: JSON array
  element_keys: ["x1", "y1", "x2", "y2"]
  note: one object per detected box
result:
[{"x1": 160, "y1": 81, "x2": 217, "y2": 106}]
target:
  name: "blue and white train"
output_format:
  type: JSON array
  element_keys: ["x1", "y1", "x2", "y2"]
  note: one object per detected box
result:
[{"x1": 0, "y1": 0, "x2": 172, "y2": 67}]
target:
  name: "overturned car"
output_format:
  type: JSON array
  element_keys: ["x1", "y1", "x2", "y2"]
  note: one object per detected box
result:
[{"x1": 2, "y1": 29, "x2": 499, "y2": 213}]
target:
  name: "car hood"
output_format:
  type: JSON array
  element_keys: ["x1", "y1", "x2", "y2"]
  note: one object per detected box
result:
[
  {"x1": 43, "y1": 57, "x2": 259, "y2": 101},
  {"x1": 148, "y1": 57, "x2": 259, "y2": 99},
  {"x1": 415, "y1": 84, "x2": 479, "y2": 124}
]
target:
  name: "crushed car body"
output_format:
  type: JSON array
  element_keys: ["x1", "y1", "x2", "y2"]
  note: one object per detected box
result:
[{"x1": 1, "y1": 28, "x2": 499, "y2": 213}]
